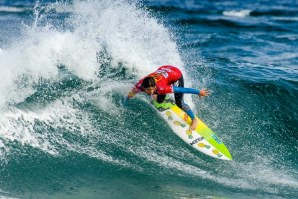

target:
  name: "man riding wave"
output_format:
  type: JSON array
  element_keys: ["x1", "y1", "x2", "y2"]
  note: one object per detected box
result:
[{"x1": 125, "y1": 65, "x2": 210, "y2": 130}]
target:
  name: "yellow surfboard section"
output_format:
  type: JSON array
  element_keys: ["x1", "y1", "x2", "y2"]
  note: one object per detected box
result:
[{"x1": 152, "y1": 98, "x2": 232, "y2": 160}]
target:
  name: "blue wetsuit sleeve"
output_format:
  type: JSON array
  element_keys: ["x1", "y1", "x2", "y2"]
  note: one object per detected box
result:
[{"x1": 173, "y1": 86, "x2": 200, "y2": 95}]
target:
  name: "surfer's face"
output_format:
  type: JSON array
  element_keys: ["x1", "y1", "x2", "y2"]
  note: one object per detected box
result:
[{"x1": 144, "y1": 86, "x2": 156, "y2": 95}]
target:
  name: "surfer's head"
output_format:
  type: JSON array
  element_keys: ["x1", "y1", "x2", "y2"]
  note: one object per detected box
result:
[{"x1": 142, "y1": 77, "x2": 156, "y2": 95}]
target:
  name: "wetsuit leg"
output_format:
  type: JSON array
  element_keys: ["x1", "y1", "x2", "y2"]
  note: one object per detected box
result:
[
  {"x1": 174, "y1": 76, "x2": 184, "y2": 108},
  {"x1": 174, "y1": 76, "x2": 195, "y2": 120}
]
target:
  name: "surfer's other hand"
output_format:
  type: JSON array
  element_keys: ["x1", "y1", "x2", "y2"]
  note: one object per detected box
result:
[{"x1": 199, "y1": 89, "x2": 210, "y2": 97}]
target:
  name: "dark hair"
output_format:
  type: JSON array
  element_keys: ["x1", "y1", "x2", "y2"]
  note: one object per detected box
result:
[{"x1": 141, "y1": 77, "x2": 156, "y2": 88}]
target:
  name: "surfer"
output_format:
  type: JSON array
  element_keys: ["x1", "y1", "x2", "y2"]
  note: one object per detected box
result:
[{"x1": 125, "y1": 65, "x2": 210, "y2": 130}]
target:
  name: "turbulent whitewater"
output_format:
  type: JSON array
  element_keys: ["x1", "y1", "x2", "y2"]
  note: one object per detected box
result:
[{"x1": 0, "y1": 0, "x2": 297, "y2": 198}]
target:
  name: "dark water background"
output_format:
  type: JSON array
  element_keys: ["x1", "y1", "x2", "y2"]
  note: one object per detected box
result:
[{"x1": 0, "y1": 0, "x2": 297, "y2": 198}]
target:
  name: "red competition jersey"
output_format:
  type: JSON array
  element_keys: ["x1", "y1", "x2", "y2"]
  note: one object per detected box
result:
[{"x1": 132, "y1": 65, "x2": 182, "y2": 95}]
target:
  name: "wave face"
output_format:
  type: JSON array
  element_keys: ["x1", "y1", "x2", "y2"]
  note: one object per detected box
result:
[{"x1": 0, "y1": 0, "x2": 297, "y2": 199}]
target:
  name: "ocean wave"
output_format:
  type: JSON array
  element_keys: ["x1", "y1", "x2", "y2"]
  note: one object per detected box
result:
[
  {"x1": 274, "y1": 34, "x2": 298, "y2": 41},
  {"x1": 0, "y1": 196, "x2": 19, "y2": 199},
  {"x1": 146, "y1": 4, "x2": 212, "y2": 15},
  {"x1": 1, "y1": 0, "x2": 297, "y2": 198},
  {"x1": 177, "y1": 17, "x2": 289, "y2": 32},
  {"x1": 0, "y1": 90, "x2": 131, "y2": 166},
  {"x1": 0, "y1": 188, "x2": 18, "y2": 199},
  {"x1": 223, "y1": 10, "x2": 251, "y2": 18},
  {"x1": 0, "y1": 4, "x2": 74, "y2": 14},
  {"x1": 272, "y1": 16, "x2": 298, "y2": 22},
  {"x1": 251, "y1": 8, "x2": 298, "y2": 17},
  {"x1": 0, "y1": 6, "x2": 28, "y2": 13},
  {"x1": 0, "y1": 0, "x2": 183, "y2": 110}
]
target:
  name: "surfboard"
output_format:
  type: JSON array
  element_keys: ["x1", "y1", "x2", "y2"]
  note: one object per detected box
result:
[{"x1": 151, "y1": 98, "x2": 232, "y2": 160}]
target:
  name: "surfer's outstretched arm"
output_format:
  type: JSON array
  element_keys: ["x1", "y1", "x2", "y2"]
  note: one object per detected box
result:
[{"x1": 173, "y1": 87, "x2": 210, "y2": 97}]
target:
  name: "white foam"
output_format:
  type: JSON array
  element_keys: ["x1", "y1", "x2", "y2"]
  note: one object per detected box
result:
[
  {"x1": 122, "y1": 131, "x2": 298, "y2": 193},
  {"x1": 70, "y1": 0, "x2": 183, "y2": 77},
  {"x1": 0, "y1": 6, "x2": 25, "y2": 13},
  {"x1": 0, "y1": 0, "x2": 187, "y2": 171},
  {"x1": 223, "y1": 10, "x2": 251, "y2": 18},
  {"x1": 0, "y1": 108, "x2": 58, "y2": 157},
  {"x1": 0, "y1": 196, "x2": 19, "y2": 199},
  {"x1": 0, "y1": 0, "x2": 184, "y2": 110},
  {"x1": 0, "y1": 94, "x2": 132, "y2": 168},
  {"x1": 273, "y1": 16, "x2": 298, "y2": 21}
]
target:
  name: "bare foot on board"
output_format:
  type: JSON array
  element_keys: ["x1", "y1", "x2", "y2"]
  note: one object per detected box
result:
[{"x1": 190, "y1": 118, "x2": 199, "y2": 131}]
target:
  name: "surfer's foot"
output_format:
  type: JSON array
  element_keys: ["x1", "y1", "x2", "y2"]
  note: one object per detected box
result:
[{"x1": 190, "y1": 118, "x2": 199, "y2": 131}]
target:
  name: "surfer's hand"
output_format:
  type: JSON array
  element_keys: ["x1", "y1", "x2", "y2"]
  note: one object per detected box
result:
[
  {"x1": 127, "y1": 91, "x2": 136, "y2": 99},
  {"x1": 199, "y1": 89, "x2": 210, "y2": 97}
]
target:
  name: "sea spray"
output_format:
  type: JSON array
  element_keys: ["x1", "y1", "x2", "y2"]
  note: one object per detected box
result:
[
  {"x1": 0, "y1": 0, "x2": 185, "y2": 162},
  {"x1": 0, "y1": 0, "x2": 184, "y2": 110},
  {"x1": 0, "y1": 0, "x2": 298, "y2": 198}
]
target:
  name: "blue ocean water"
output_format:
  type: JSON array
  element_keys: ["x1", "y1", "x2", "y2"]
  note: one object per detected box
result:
[{"x1": 0, "y1": 0, "x2": 297, "y2": 198}]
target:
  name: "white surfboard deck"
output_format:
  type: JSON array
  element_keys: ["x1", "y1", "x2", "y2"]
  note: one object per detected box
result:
[{"x1": 151, "y1": 98, "x2": 232, "y2": 160}]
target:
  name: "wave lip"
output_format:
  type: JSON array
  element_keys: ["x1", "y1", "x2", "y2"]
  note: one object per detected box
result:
[
  {"x1": 0, "y1": 6, "x2": 27, "y2": 13},
  {"x1": 223, "y1": 9, "x2": 251, "y2": 18},
  {"x1": 0, "y1": 5, "x2": 73, "y2": 14}
]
